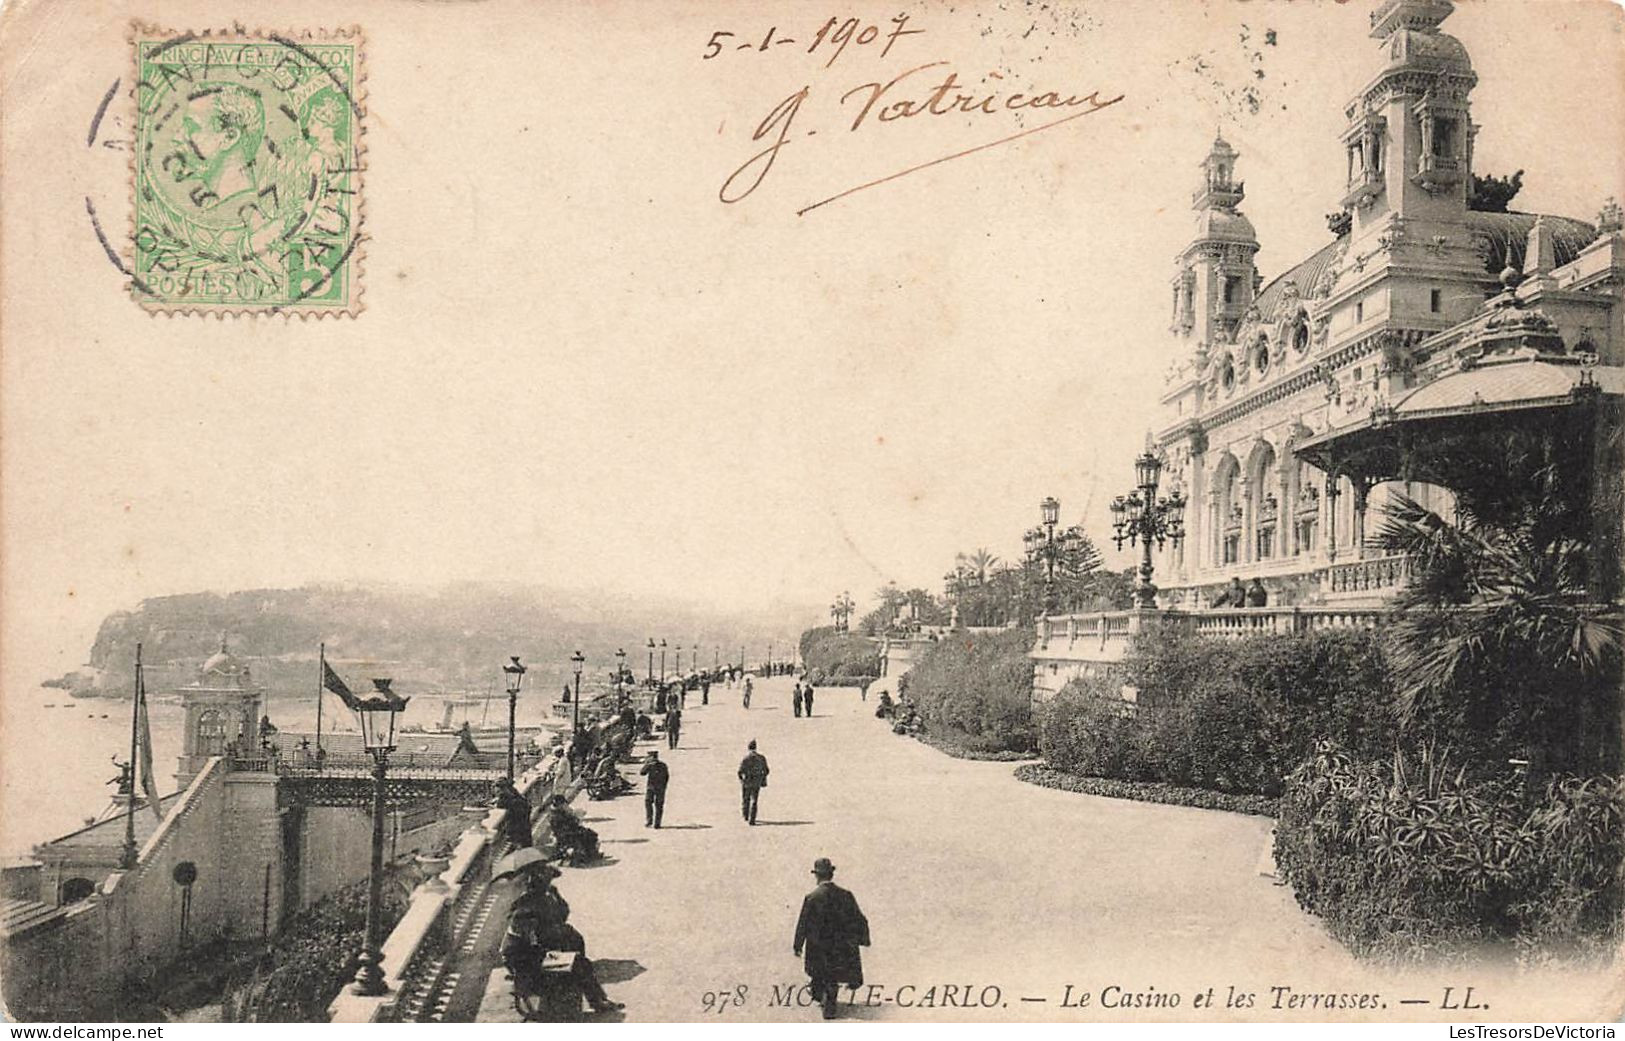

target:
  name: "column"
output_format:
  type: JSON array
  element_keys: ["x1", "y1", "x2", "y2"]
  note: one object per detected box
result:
[
  {"x1": 1239, "y1": 478, "x2": 1254, "y2": 564},
  {"x1": 1324, "y1": 472, "x2": 1340, "y2": 564}
]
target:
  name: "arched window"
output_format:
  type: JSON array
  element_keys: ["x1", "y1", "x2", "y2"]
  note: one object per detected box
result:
[
  {"x1": 1293, "y1": 314, "x2": 1311, "y2": 353},
  {"x1": 1254, "y1": 335, "x2": 1270, "y2": 375},
  {"x1": 197, "y1": 709, "x2": 226, "y2": 756},
  {"x1": 1220, "y1": 357, "x2": 1236, "y2": 393}
]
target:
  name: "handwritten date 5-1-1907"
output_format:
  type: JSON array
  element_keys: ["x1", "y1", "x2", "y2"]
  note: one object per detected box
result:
[{"x1": 703, "y1": 14, "x2": 924, "y2": 67}]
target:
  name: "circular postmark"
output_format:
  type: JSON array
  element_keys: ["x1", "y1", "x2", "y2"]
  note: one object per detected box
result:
[{"x1": 87, "y1": 26, "x2": 366, "y2": 316}]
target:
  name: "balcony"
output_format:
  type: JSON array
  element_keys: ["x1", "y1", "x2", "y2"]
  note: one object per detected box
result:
[{"x1": 1414, "y1": 154, "x2": 1462, "y2": 193}]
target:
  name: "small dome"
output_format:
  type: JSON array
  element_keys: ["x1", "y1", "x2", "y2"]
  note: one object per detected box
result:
[
  {"x1": 1386, "y1": 28, "x2": 1472, "y2": 72},
  {"x1": 201, "y1": 637, "x2": 250, "y2": 679},
  {"x1": 1194, "y1": 208, "x2": 1257, "y2": 244}
]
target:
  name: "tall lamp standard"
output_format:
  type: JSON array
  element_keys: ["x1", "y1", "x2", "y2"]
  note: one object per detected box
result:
[
  {"x1": 502, "y1": 656, "x2": 526, "y2": 781},
  {"x1": 830, "y1": 590, "x2": 855, "y2": 633},
  {"x1": 1024, "y1": 496, "x2": 1086, "y2": 616},
  {"x1": 615, "y1": 648, "x2": 627, "y2": 694},
  {"x1": 570, "y1": 651, "x2": 585, "y2": 732},
  {"x1": 676, "y1": 643, "x2": 683, "y2": 677},
  {"x1": 1111, "y1": 451, "x2": 1187, "y2": 610},
  {"x1": 659, "y1": 639, "x2": 667, "y2": 683},
  {"x1": 646, "y1": 638, "x2": 655, "y2": 686},
  {"x1": 350, "y1": 679, "x2": 409, "y2": 997}
]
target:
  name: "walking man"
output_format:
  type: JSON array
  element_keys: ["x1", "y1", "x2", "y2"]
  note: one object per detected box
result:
[
  {"x1": 737, "y1": 740, "x2": 769, "y2": 824},
  {"x1": 803, "y1": 683, "x2": 815, "y2": 717},
  {"x1": 640, "y1": 751, "x2": 669, "y2": 828},
  {"x1": 792, "y1": 858, "x2": 870, "y2": 1020},
  {"x1": 665, "y1": 703, "x2": 682, "y2": 749},
  {"x1": 792, "y1": 683, "x2": 803, "y2": 718}
]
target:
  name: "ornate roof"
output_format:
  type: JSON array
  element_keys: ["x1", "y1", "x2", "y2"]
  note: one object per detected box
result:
[
  {"x1": 1253, "y1": 238, "x2": 1346, "y2": 321},
  {"x1": 1466, "y1": 211, "x2": 1595, "y2": 274}
]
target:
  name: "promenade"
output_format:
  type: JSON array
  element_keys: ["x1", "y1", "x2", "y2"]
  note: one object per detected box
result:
[{"x1": 452, "y1": 675, "x2": 1612, "y2": 1024}]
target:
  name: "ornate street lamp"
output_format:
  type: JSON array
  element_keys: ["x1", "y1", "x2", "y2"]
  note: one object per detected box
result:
[
  {"x1": 659, "y1": 639, "x2": 667, "y2": 682},
  {"x1": 615, "y1": 648, "x2": 627, "y2": 694},
  {"x1": 830, "y1": 590, "x2": 855, "y2": 632},
  {"x1": 1112, "y1": 450, "x2": 1187, "y2": 610},
  {"x1": 676, "y1": 643, "x2": 683, "y2": 676},
  {"x1": 646, "y1": 638, "x2": 655, "y2": 686},
  {"x1": 502, "y1": 656, "x2": 526, "y2": 782},
  {"x1": 351, "y1": 679, "x2": 409, "y2": 997},
  {"x1": 1025, "y1": 497, "x2": 1085, "y2": 614},
  {"x1": 570, "y1": 650, "x2": 585, "y2": 732}
]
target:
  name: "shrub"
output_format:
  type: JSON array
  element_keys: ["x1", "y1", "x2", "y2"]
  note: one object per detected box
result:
[
  {"x1": 902, "y1": 628, "x2": 1036, "y2": 753},
  {"x1": 798, "y1": 626, "x2": 881, "y2": 685},
  {"x1": 1039, "y1": 627, "x2": 1397, "y2": 797},
  {"x1": 224, "y1": 876, "x2": 412, "y2": 1021},
  {"x1": 1274, "y1": 741, "x2": 1624, "y2": 962}
]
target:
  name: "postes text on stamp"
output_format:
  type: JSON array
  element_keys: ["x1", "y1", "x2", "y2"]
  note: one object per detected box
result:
[{"x1": 131, "y1": 27, "x2": 364, "y2": 316}]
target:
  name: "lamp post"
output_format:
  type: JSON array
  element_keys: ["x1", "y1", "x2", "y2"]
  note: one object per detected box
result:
[
  {"x1": 646, "y1": 638, "x2": 655, "y2": 685},
  {"x1": 502, "y1": 656, "x2": 526, "y2": 782},
  {"x1": 659, "y1": 639, "x2": 667, "y2": 682},
  {"x1": 351, "y1": 679, "x2": 408, "y2": 997},
  {"x1": 830, "y1": 590, "x2": 855, "y2": 632},
  {"x1": 1024, "y1": 496, "x2": 1086, "y2": 616},
  {"x1": 676, "y1": 643, "x2": 683, "y2": 676},
  {"x1": 1111, "y1": 450, "x2": 1187, "y2": 610},
  {"x1": 615, "y1": 648, "x2": 627, "y2": 694},
  {"x1": 570, "y1": 650, "x2": 585, "y2": 732}
]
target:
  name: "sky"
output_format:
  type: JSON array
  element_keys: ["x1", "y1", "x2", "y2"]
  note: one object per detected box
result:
[{"x1": 3, "y1": 0, "x2": 1623, "y2": 689}]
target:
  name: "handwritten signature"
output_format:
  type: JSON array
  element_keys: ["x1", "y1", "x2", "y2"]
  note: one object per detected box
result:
[{"x1": 720, "y1": 62, "x2": 1124, "y2": 213}]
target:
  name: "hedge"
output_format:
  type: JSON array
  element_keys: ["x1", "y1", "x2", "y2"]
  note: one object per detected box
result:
[
  {"x1": 897, "y1": 627, "x2": 1036, "y2": 753},
  {"x1": 1038, "y1": 627, "x2": 1396, "y2": 797},
  {"x1": 798, "y1": 626, "x2": 881, "y2": 685},
  {"x1": 1274, "y1": 742, "x2": 1624, "y2": 962},
  {"x1": 1016, "y1": 763, "x2": 1277, "y2": 816}
]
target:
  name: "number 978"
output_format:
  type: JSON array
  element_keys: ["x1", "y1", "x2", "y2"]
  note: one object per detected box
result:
[{"x1": 701, "y1": 985, "x2": 748, "y2": 1015}]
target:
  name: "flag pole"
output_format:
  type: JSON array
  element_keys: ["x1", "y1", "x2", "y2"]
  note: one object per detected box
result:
[
  {"x1": 121, "y1": 644, "x2": 141, "y2": 869},
  {"x1": 317, "y1": 642, "x2": 325, "y2": 757}
]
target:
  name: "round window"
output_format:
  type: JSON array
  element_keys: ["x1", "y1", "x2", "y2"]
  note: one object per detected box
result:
[
  {"x1": 1254, "y1": 338, "x2": 1270, "y2": 374},
  {"x1": 1293, "y1": 317, "x2": 1311, "y2": 353},
  {"x1": 1221, "y1": 359, "x2": 1235, "y2": 391}
]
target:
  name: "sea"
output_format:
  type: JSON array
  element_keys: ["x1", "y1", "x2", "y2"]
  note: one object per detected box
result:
[{"x1": 0, "y1": 678, "x2": 580, "y2": 860}]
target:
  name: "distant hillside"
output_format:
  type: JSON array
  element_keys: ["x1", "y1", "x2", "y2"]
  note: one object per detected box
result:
[{"x1": 58, "y1": 582, "x2": 817, "y2": 699}]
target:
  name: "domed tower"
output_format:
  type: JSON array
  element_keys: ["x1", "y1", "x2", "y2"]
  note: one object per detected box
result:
[
  {"x1": 175, "y1": 635, "x2": 265, "y2": 788},
  {"x1": 1341, "y1": 0, "x2": 1478, "y2": 241},
  {"x1": 1171, "y1": 134, "x2": 1260, "y2": 352}
]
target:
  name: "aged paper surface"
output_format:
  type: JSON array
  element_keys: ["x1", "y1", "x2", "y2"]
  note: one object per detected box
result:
[{"x1": 2, "y1": 0, "x2": 1623, "y2": 1027}]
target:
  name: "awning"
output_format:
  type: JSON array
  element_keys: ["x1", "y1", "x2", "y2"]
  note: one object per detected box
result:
[{"x1": 1293, "y1": 358, "x2": 1621, "y2": 484}]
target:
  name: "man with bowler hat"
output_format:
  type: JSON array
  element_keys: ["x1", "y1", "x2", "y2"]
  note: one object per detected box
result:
[
  {"x1": 792, "y1": 857, "x2": 870, "y2": 1019},
  {"x1": 639, "y1": 751, "x2": 669, "y2": 828},
  {"x1": 737, "y1": 740, "x2": 769, "y2": 824}
]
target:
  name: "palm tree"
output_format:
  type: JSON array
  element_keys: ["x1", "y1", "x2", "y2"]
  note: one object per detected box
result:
[
  {"x1": 1377, "y1": 492, "x2": 1621, "y2": 778},
  {"x1": 964, "y1": 548, "x2": 998, "y2": 586}
]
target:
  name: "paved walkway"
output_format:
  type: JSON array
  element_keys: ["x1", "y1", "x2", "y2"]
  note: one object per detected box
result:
[{"x1": 461, "y1": 676, "x2": 1616, "y2": 1023}]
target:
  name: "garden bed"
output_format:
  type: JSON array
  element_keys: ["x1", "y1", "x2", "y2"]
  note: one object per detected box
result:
[
  {"x1": 910, "y1": 729, "x2": 1036, "y2": 762},
  {"x1": 1014, "y1": 763, "x2": 1278, "y2": 817}
]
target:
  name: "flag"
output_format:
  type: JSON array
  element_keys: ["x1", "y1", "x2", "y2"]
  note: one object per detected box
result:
[
  {"x1": 323, "y1": 659, "x2": 359, "y2": 709},
  {"x1": 136, "y1": 671, "x2": 163, "y2": 823}
]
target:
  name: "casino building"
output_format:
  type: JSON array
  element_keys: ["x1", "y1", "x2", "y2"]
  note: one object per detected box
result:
[
  {"x1": 1032, "y1": 0, "x2": 1623, "y2": 697},
  {"x1": 1148, "y1": 0, "x2": 1622, "y2": 610}
]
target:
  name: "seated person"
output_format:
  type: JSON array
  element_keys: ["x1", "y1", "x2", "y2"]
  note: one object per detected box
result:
[
  {"x1": 590, "y1": 753, "x2": 628, "y2": 793},
  {"x1": 634, "y1": 712, "x2": 653, "y2": 740},
  {"x1": 502, "y1": 867, "x2": 622, "y2": 1014},
  {"x1": 544, "y1": 795, "x2": 601, "y2": 864}
]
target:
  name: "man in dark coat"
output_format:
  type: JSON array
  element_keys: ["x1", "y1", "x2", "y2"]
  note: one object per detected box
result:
[
  {"x1": 664, "y1": 704, "x2": 682, "y2": 749},
  {"x1": 737, "y1": 740, "x2": 769, "y2": 824},
  {"x1": 496, "y1": 778, "x2": 533, "y2": 848},
  {"x1": 640, "y1": 751, "x2": 669, "y2": 828},
  {"x1": 802, "y1": 684, "x2": 815, "y2": 717},
  {"x1": 502, "y1": 866, "x2": 623, "y2": 1014},
  {"x1": 792, "y1": 683, "x2": 803, "y2": 718},
  {"x1": 792, "y1": 858, "x2": 870, "y2": 1019}
]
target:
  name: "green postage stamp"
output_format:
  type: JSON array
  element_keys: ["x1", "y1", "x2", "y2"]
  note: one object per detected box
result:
[{"x1": 130, "y1": 27, "x2": 364, "y2": 316}]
